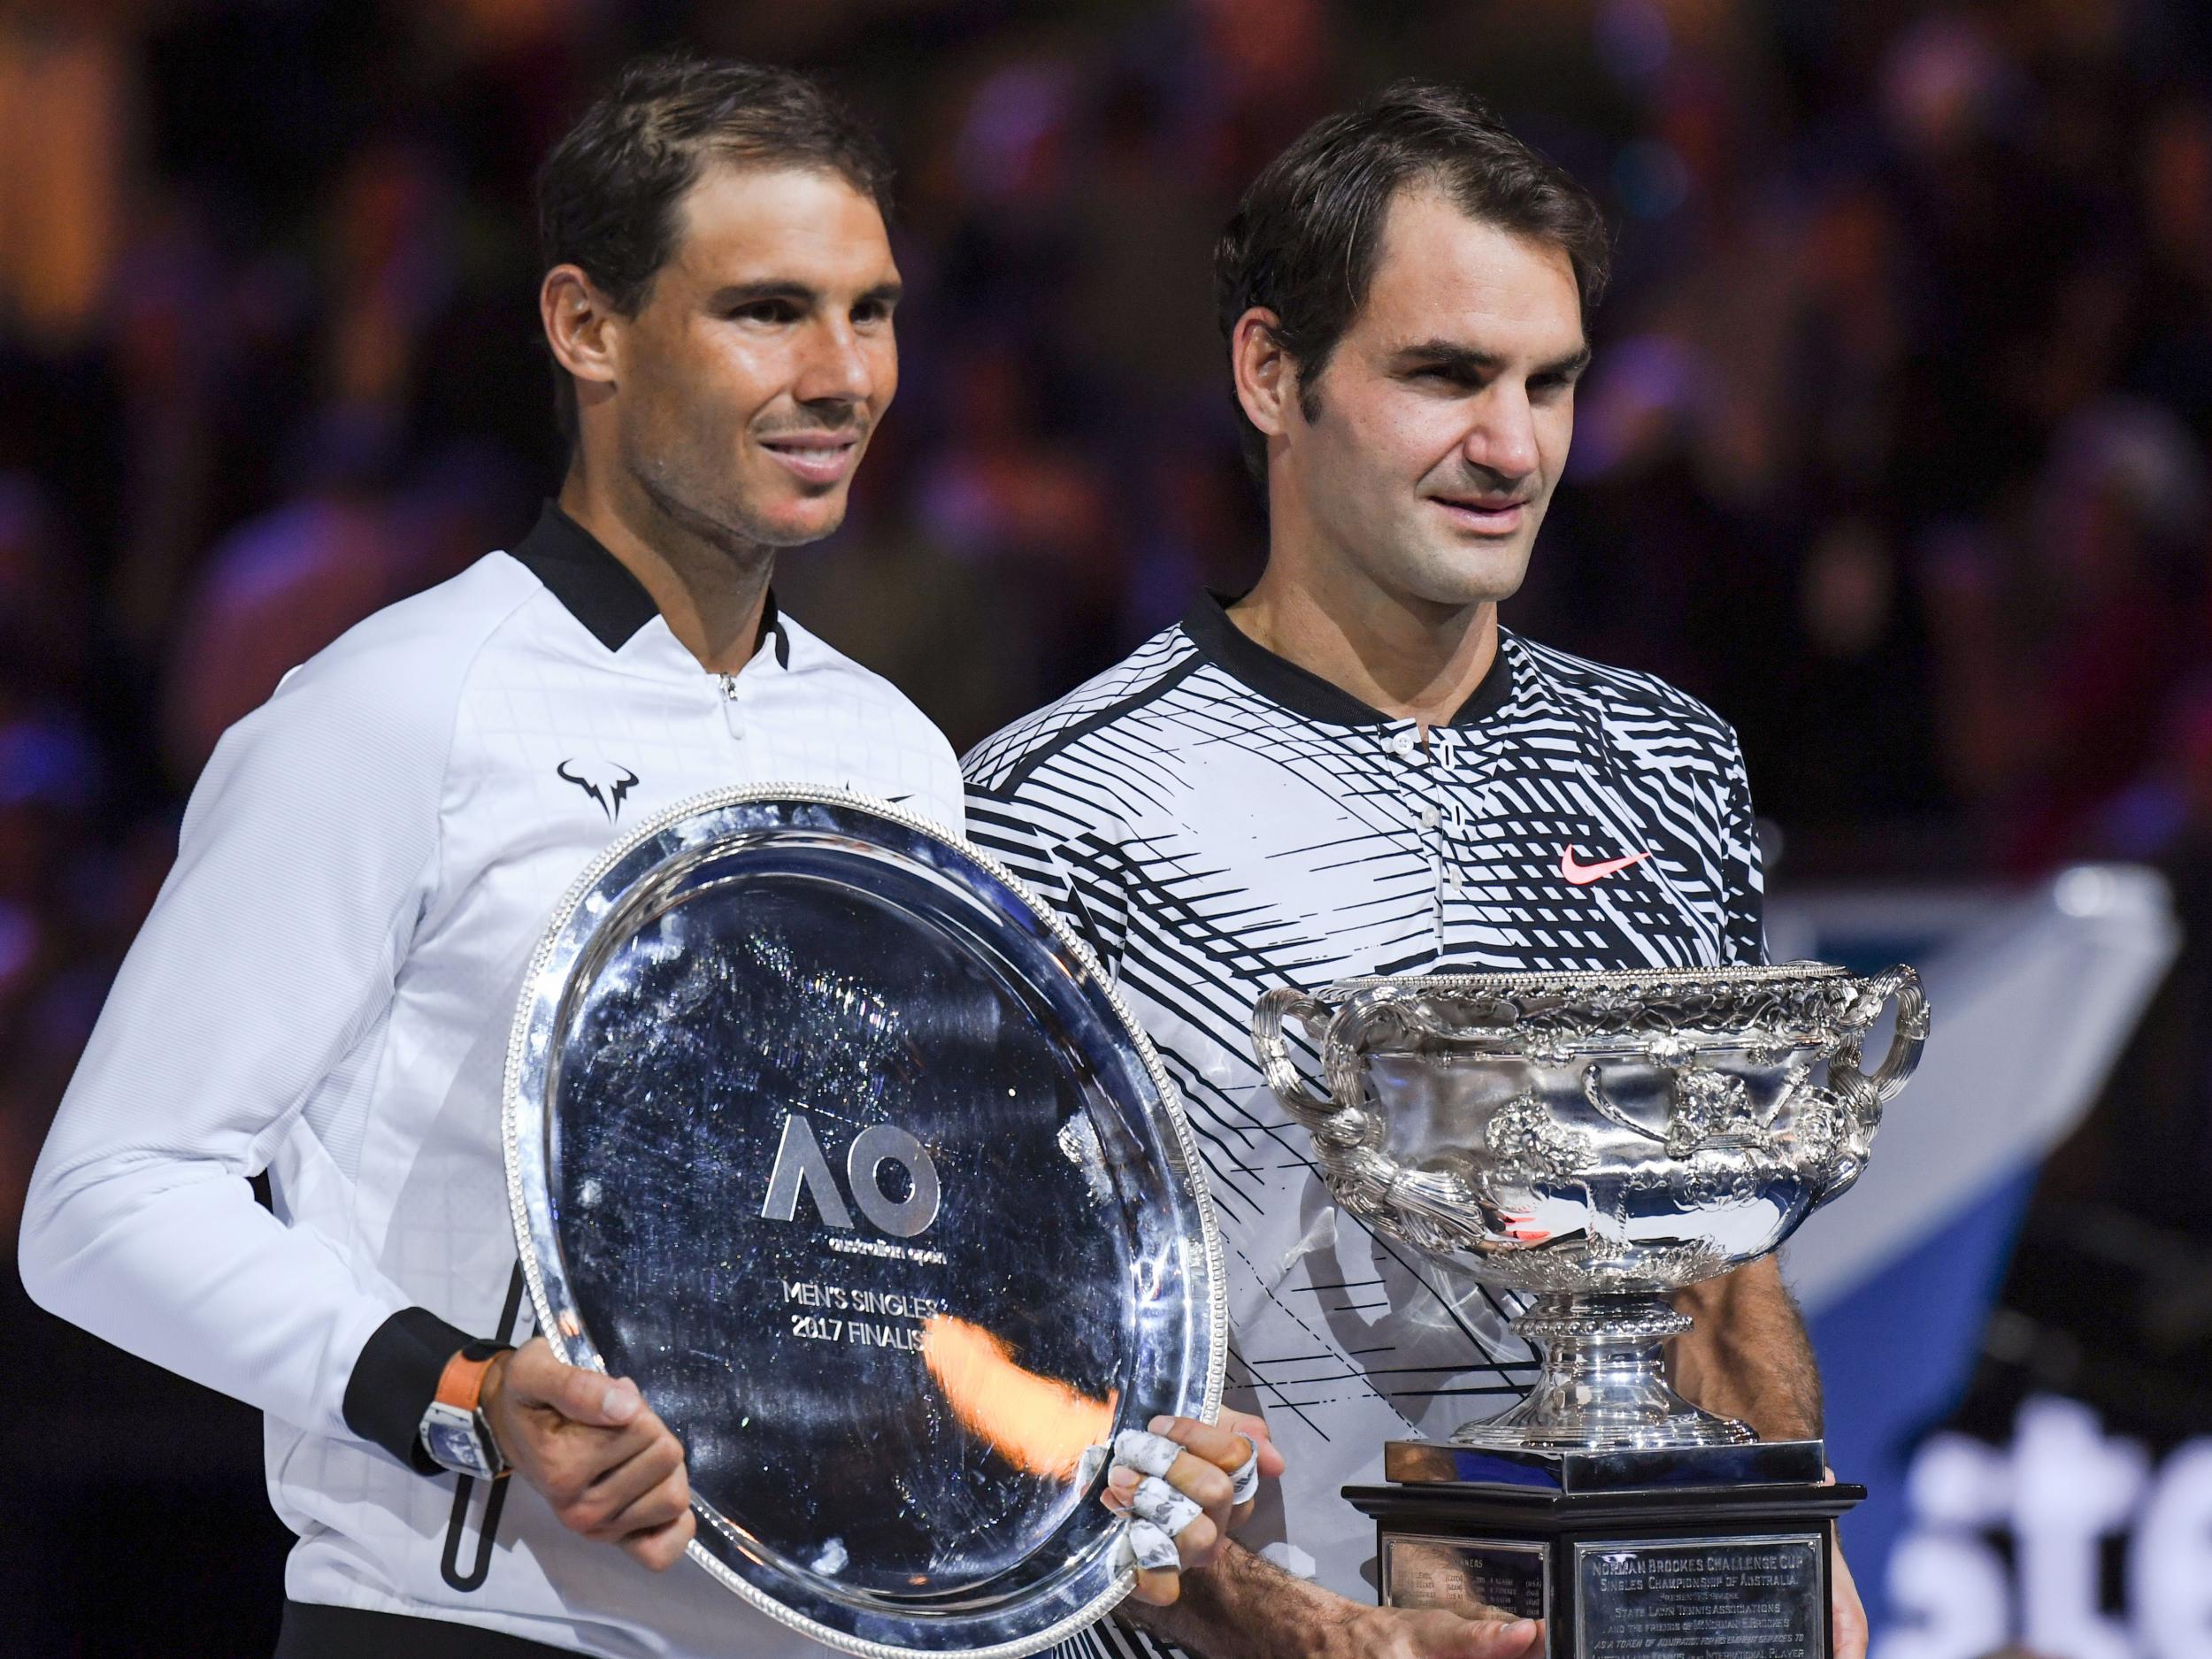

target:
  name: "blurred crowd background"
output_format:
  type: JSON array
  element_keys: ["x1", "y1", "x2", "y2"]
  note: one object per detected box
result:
[{"x1": 6, "y1": 0, "x2": 2212, "y2": 1652}]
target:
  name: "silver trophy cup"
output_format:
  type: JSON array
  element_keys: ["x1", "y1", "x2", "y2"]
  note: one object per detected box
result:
[{"x1": 1251, "y1": 963, "x2": 1929, "y2": 1455}]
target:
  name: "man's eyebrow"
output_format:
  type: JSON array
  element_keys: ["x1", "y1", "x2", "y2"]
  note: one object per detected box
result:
[
  {"x1": 1394, "y1": 341, "x2": 1503, "y2": 374},
  {"x1": 1392, "y1": 341, "x2": 1593, "y2": 379},
  {"x1": 707, "y1": 280, "x2": 904, "y2": 309},
  {"x1": 709, "y1": 280, "x2": 818, "y2": 308},
  {"x1": 1541, "y1": 344, "x2": 1594, "y2": 379}
]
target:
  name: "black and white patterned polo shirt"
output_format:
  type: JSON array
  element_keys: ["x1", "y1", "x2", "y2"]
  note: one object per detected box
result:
[{"x1": 964, "y1": 592, "x2": 1763, "y2": 1647}]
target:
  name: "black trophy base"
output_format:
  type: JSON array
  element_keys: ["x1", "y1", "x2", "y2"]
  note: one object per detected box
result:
[{"x1": 1347, "y1": 1443, "x2": 1863, "y2": 1659}]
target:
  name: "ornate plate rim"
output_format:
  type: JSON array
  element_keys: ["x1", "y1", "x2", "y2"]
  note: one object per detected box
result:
[{"x1": 501, "y1": 783, "x2": 1227, "y2": 1657}]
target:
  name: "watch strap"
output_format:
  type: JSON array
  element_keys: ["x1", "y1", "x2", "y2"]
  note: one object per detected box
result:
[
  {"x1": 434, "y1": 1341, "x2": 504, "y2": 1414},
  {"x1": 424, "y1": 1338, "x2": 511, "y2": 1479}
]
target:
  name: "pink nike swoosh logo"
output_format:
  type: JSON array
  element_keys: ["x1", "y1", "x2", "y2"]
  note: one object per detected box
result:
[{"x1": 1559, "y1": 844, "x2": 1653, "y2": 886}]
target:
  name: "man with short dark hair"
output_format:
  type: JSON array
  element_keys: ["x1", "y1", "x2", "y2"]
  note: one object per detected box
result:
[
  {"x1": 19, "y1": 52, "x2": 1251, "y2": 1658},
  {"x1": 972, "y1": 83, "x2": 1864, "y2": 1659}
]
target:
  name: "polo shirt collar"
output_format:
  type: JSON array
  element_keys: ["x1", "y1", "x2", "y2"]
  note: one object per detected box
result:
[
  {"x1": 1179, "y1": 590, "x2": 1511, "y2": 726},
  {"x1": 509, "y1": 500, "x2": 789, "y2": 667}
]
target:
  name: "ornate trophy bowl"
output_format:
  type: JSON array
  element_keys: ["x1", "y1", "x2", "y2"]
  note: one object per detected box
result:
[{"x1": 1252, "y1": 963, "x2": 1928, "y2": 1455}]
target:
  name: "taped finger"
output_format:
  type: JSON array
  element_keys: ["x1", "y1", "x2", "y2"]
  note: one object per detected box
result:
[
  {"x1": 1116, "y1": 1517, "x2": 1180, "y2": 1575},
  {"x1": 1111, "y1": 1429, "x2": 1182, "y2": 1479},
  {"x1": 1131, "y1": 1474, "x2": 1205, "y2": 1536},
  {"x1": 1228, "y1": 1435, "x2": 1261, "y2": 1506}
]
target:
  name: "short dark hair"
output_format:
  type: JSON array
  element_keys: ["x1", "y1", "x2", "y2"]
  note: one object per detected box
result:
[
  {"x1": 535, "y1": 51, "x2": 894, "y2": 445},
  {"x1": 1214, "y1": 81, "x2": 1610, "y2": 482}
]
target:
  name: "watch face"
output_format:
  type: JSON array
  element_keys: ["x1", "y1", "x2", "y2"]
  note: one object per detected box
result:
[{"x1": 422, "y1": 1402, "x2": 495, "y2": 1479}]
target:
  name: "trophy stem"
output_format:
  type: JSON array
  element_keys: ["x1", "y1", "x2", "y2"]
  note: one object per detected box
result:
[{"x1": 1450, "y1": 1291, "x2": 1757, "y2": 1451}]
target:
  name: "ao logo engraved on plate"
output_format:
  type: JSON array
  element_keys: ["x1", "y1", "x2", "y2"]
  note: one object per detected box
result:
[
  {"x1": 760, "y1": 1110, "x2": 943, "y2": 1239},
  {"x1": 504, "y1": 787, "x2": 1225, "y2": 1656}
]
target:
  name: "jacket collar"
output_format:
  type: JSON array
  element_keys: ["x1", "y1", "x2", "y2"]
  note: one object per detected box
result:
[{"x1": 509, "y1": 500, "x2": 788, "y2": 667}]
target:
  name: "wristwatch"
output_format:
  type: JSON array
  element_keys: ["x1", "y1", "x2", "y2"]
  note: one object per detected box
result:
[{"x1": 418, "y1": 1340, "x2": 511, "y2": 1480}]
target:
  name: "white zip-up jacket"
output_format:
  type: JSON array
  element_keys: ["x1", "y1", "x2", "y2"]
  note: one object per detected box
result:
[{"x1": 20, "y1": 503, "x2": 965, "y2": 1656}]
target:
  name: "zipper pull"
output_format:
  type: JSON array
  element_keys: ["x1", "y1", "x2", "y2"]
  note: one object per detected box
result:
[{"x1": 717, "y1": 672, "x2": 745, "y2": 739}]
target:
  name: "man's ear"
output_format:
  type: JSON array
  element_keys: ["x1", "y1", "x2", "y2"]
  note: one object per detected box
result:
[
  {"x1": 541, "y1": 265, "x2": 624, "y2": 397},
  {"x1": 1230, "y1": 307, "x2": 1302, "y2": 443}
]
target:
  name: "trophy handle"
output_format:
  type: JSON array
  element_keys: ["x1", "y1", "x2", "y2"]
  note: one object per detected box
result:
[
  {"x1": 1831, "y1": 964, "x2": 1931, "y2": 1118},
  {"x1": 1253, "y1": 987, "x2": 1377, "y2": 1148}
]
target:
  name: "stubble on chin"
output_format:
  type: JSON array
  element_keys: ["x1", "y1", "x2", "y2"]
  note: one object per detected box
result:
[
  {"x1": 1384, "y1": 532, "x2": 1537, "y2": 612},
  {"x1": 627, "y1": 435, "x2": 832, "y2": 565}
]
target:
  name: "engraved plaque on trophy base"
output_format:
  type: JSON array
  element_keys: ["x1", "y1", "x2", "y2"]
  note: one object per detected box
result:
[{"x1": 1348, "y1": 1451, "x2": 1861, "y2": 1659}]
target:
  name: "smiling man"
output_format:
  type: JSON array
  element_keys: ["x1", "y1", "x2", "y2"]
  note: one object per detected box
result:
[
  {"x1": 13, "y1": 52, "x2": 1271, "y2": 1659},
  {"x1": 970, "y1": 85, "x2": 1863, "y2": 1659}
]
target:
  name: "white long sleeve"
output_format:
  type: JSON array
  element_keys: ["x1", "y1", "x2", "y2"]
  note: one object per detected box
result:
[
  {"x1": 19, "y1": 594, "x2": 466, "y2": 1441},
  {"x1": 15, "y1": 521, "x2": 969, "y2": 1655}
]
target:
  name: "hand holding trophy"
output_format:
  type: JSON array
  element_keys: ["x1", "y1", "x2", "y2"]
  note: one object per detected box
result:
[
  {"x1": 1102, "y1": 1409, "x2": 1281, "y2": 1604},
  {"x1": 1252, "y1": 963, "x2": 1928, "y2": 1658},
  {"x1": 505, "y1": 789, "x2": 1236, "y2": 1655}
]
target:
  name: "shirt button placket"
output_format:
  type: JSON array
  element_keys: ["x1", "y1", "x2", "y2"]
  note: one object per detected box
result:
[{"x1": 1384, "y1": 726, "x2": 1449, "y2": 955}]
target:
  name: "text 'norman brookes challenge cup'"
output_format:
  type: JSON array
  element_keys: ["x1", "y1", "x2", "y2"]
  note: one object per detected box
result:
[{"x1": 1251, "y1": 963, "x2": 1929, "y2": 1452}]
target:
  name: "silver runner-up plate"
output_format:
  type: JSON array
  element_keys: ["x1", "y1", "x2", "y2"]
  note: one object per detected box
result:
[{"x1": 503, "y1": 787, "x2": 1226, "y2": 1656}]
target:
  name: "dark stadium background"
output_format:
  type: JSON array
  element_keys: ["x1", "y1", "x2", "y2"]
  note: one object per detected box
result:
[{"x1": 5, "y1": 2, "x2": 2212, "y2": 1654}]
